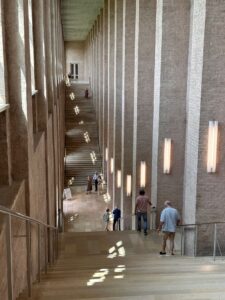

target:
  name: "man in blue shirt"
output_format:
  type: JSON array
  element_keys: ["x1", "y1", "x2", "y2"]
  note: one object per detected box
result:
[
  {"x1": 157, "y1": 201, "x2": 180, "y2": 255},
  {"x1": 113, "y1": 207, "x2": 121, "y2": 231}
]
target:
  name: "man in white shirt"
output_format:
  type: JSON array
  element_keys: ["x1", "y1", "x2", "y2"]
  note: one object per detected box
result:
[
  {"x1": 93, "y1": 172, "x2": 98, "y2": 192},
  {"x1": 157, "y1": 200, "x2": 180, "y2": 255}
]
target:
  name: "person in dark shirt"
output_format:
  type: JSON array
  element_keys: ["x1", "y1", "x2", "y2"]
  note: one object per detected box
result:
[{"x1": 113, "y1": 207, "x2": 121, "y2": 231}]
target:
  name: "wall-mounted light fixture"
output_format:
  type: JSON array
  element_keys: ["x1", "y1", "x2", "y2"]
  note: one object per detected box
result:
[
  {"x1": 207, "y1": 120, "x2": 218, "y2": 173},
  {"x1": 140, "y1": 161, "x2": 146, "y2": 187},
  {"x1": 126, "y1": 175, "x2": 132, "y2": 197},
  {"x1": 105, "y1": 148, "x2": 108, "y2": 162},
  {"x1": 117, "y1": 170, "x2": 121, "y2": 188},
  {"x1": 163, "y1": 138, "x2": 172, "y2": 174},
  {"x1": 110, "y1": 158, "x2": 114, "y2": 174}
]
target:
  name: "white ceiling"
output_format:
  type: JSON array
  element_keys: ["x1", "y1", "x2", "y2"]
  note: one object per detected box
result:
[{"x1": 61, "y1": 0, "x2": 104, "y2": 41}]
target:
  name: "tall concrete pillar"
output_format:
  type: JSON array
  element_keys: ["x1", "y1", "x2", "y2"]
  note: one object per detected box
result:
[
  {"x1": 98, "y1": 10, "x2": 104, "y2": 153},
  {"x1": 43, "y1": 0, "x2": 53, "y2": 113},
  {"x1": 121, "y1": 0, "x2": 136, "y2": 229},
  {"x1": 107, "y1": 0, "x2": 115, "y2": 200},
  {"x1": 96, "y1": 16, "x2": 101, "y2": 123},
  {"x1": 32, "y1": 0, "x2": 48, "y2": 131},
  {"x1": 103, "y1": 1, "x2": 109, "y2": 179},
  {"x1": 132, "y1": 0, "x2": 156, "y2": 229},
  {"x1": 4, "y1": 0, "x2": 29, "y2": 186},
  {"x1": 113, "y1": 0, "x2": 123, "y2": 210},
  {"x1": 152, "y1": 0, "x2": 190, "y2": 220},
  {"x1": 0, "y1": 0, "x2": 11, "y2": 186},
  {"x1": 183, "y1": 0, "x2": 206, "y2": 255}
]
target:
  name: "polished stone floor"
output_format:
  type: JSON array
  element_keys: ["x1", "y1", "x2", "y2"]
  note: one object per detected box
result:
[{"x1": 63, "y1": 186, "x2": 113, "y2": 232}]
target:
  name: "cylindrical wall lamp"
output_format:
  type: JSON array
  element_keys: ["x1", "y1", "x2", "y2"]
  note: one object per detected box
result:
[
  {"x1": 207, "y1": 120, "x2": 218, "y2": 173},
  {"x1": 110, "y1": 158, "x2": 114, "y2": 174},
  {"x1": 105, "y1": 148, "x2": 108, "y2": 162},
  {"x1": 163, "y1": 138, "x2": 172, "y2": 174},
  {"x1": 117, "y1": 170, "x2": 121, "y2": 188},
  {"x1": 126, "y1": 175, "x2": 132, "y2": 196},
  {"x1": 140, "y1": 161, "x2": 146, "y2": 188}
]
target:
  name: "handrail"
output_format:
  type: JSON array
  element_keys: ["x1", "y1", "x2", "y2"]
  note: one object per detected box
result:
[
  {"x1": 0, "y1": 204, "x2": 58, "y2": 300},
  {"x1": 0, "y1": 205, "x2": 57, "y2": 230},
  {"x1": 179, "y1": 221, "x2": 225, "y2": 227},
  {"x1": 178, "y1": 221, "x2": 225, "y2": 260}
]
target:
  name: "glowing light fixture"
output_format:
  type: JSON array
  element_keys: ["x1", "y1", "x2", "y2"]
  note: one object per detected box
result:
[
  {"x1": 117, "y1": 170, "x2": 121, "y2": 188},
  {"x1": 163, "y1": 138, "x2": 171, "y2": 174},
  {"x1": 207, "y1": 121, "x2": 218, "y2": 173},
  {"x1": 140, "y1": 161, "x2": 146, "y2": 187},
  {"x1": 105, "y1": 148, "x2": 108, "y2": 162},
  {"x1": 110, "y1": 158, "x2": 114, "y2": 174},
  {"x1": 126, "y1": 175, "x2": 132, "y2": 197}
]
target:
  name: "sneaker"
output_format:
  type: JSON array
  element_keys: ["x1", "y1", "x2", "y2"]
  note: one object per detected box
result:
[
  {"x1": 159, "y1": 251, "x2": 166, "y2": 255},
  {"x1": 144, "y1": 231, "x2": 148, "y2": 236}
]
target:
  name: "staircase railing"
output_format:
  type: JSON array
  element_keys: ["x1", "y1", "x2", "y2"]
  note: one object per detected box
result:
[
  {"x1": 0, "y1": 205, "x2": 58, "y2": 300},
  {"x1": 179, "y1": 221, "x2": 225, "y2": 260}
]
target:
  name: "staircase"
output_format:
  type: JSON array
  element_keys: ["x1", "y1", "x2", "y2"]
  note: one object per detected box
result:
[
  {"x1": 65, "y1": 82, "x2": 102, "y2": 186},
  {"x1": 17, "y1": 230, "x2": 225, "y2": 299}
]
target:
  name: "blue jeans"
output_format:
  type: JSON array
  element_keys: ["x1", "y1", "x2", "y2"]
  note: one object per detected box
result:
[{"x1": 137, "y1": 212, "x2": 147, "y2": 233}]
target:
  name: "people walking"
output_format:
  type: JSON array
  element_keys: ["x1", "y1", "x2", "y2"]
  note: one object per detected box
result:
[
  {"x1": 157, "y1": 200, "x2": 181, "y2": 255},
  {"x1": 103, "y1": 208, "x2": 110, "y2": 231},
  {"x1": 134, "y1": 189, "x2": 152, "y2": 235},
  {"x1": 113, "y1": 207, "x2": 121, "y2": 231},
  {"x1": 93, "y1": 172, "x2": 99, "y2": 192},
  {"x1": 86, "y1": 176, "x2": 92, "y2": 194},
  {"x1": 85, "y1": 88, "x2": 89, "y2": 98}
]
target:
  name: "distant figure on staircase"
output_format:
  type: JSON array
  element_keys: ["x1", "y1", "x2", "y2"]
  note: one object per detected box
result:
[
  {"x1": 93, "y1": 172, "x2": 99, "y2": 192},
  {"x1": 85, "y1": 88, "x2": 89, "y2": 98},
  {"x1": 86, "y1": 176, "x2": 92, "y2": 194},
  {"x1": 103, "y1": 208, "x2": 110, "y2": 231}
]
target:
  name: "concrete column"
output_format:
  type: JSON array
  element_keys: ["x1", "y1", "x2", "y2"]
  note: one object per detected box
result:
[
  {"x1": 132, "y1": 0, "x2": 156, "y2": 229},
  {"x1": 107, "y1": 0, "x2": 115, "y2": 200},
  {"x1": 121, "y1": 0, "x2": 136, "y2": 229},
  {"x1": 96, "y1": 16, "x2": 101, "y2": 122},
  {"x1": 113, "y1": 0, "x2": 123, "y2": 210},
  {"x1": 103, "y1": 1, "x2": 109, "y2": 179},
  {"x1": 98, "y1": 10, "x2": 104, "y2": 153},
  {"x1": 4, "y1": 0, "x2": 29, "y2": 184},
  {"x1": 154, "y1": 0, "x2": 190, "y2": 220},
  {"x1": 0, "y1": 0, "x2": 11, "y2": 186},
  {"x1": 151, "y1": 0, "x2": 163, "y2": 209},
  {"x1": 43, "y1": 0, "x2": 53, "y2": 113},
  {"x1": 32, "y1": 0, "x2": 48, "y2": 131},
  {"x1": 183, "y1": 0, "x2": 206, "y2": 255}
]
